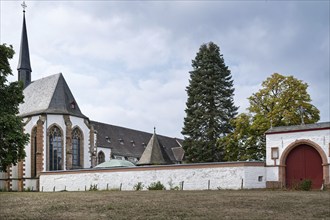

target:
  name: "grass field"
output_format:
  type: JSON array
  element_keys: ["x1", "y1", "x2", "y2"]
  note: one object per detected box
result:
[{"x1": 0, "y1": 190, "x2": 329, "y2": 219}]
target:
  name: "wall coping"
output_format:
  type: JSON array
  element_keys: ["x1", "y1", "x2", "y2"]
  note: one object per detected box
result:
[{"x1": 40, "y1": 161, "x2": 265, "y2": 175}]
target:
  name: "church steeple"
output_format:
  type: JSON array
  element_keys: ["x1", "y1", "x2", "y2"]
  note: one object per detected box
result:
[{"x1": 17, "y1": 1, "x2": 32, "y2": 89}]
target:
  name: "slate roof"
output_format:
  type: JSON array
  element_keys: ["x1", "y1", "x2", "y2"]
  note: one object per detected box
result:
[
  {"x1": 17, "y1": 12, "x2": 31, "y2": 72},
  {"x1": 137, "y1": 133, "x2": 167, "y2": 165},
  {"x1": 19, "y1": 73, "x2": 87, "y2": 118},
  {"x1": 265, "y1": 122, "x2": 330, "y2": 134},
  {"x1": 95, "y1": 159, "x2": 136, "y2": 168},
  {"x1": 91, "y1": 121, "x2": 183, "y2": 164}
]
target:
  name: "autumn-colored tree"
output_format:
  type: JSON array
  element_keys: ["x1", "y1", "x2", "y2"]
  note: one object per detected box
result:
[{"x1": 221, "y1": 73, "x2": 320, "y2": 161}]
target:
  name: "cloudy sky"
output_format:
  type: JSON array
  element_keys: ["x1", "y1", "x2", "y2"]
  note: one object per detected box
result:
[{"x1": 1, "y1": 1, "x2": 329, "y2": 138}]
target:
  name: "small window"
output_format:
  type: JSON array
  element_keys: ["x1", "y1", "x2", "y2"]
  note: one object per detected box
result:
[
  {"x1": 105, "y1": 136, "x2": 111, "y2": 143},
  {"x1": 131, "y1": 140, "x2": 135, "y2": 147},
  {"x1": 98, "y1": 151, "x2": 105, "y2": 164},
  {"x1": 70, "y1": 101, "x2": 76, "y2": 109},
  {"x1": 271, "y1": 147, "x2": 279, "y2": 159},
  {"x1": 118, "y1": 138, "x2": 124, "y2": 145},
  {"x1": 258, "y1": 176, "x2": 263, "y2": 182}
]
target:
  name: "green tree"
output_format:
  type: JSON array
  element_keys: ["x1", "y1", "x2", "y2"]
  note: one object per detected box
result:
[
  {"x1": 248, "y1": 73, "x2": 319, "y2": 127},
  {"x1": 182, "y1": 42, "x2": 238, "y2": 162},
  {"x1": 219, "y1": 113, "x2": 264, "y2": 161},
  {"x1": 221, "y1": 73, "x2": 320, "y2": 161},
  {"x1": 0, "y1": 44, "x2": 29, "y2": 171}
]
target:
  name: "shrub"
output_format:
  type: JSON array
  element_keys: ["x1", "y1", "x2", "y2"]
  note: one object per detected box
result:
[
  {"x1": 89, "y1": 184, "x2": 98, "y2": 191},
  {"x1": 0, "y1": 188, "x2": 7, "y2": 192},
  {"x1": 133, "y1": 182, "x2": 144, "y2": 191},
  {"x1": 24, "y1": 187, "x2": 32, "y2": 192},
  {"x1": 148, "y1": 181, "x2": 166, "y2": 190},
  {"x1": 299, "y1": 179, "x2": 312, "y2": 191}
]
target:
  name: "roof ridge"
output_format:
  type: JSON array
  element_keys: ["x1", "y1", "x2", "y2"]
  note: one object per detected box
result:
[{"x1": 91, "y1": 120, "x2": 153, "y2": 135}]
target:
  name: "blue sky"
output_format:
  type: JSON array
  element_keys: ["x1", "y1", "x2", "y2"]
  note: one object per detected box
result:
[{"x1": 1, "y1": 1, "x2": 329, "y2": 137}]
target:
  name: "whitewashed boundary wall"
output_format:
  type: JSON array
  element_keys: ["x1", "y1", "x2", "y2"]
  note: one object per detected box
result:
[{"x1": 40, "y1": 162, "x2": 265, "y2": 191}]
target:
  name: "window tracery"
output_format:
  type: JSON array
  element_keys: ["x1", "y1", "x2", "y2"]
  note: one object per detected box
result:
[
  {"x1": 49, "y1": 126, "x2": 63, "y2": 171},
  {"x1": 72, "y1": 128, "x2": 82, "y2": 167}
]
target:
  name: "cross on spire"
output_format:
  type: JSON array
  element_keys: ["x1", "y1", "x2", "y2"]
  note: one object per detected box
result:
[{"x1": 21, "y1": 1, "x2": 27, "y2": 13}]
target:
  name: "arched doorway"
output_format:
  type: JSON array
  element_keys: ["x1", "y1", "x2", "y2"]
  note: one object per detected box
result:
[{"x1": 285, "y1": 144, "x2": 323, "y2": 189}]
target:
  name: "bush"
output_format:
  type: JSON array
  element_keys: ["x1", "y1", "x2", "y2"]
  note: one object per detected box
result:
[
  {"x1": 89, "y1": 184, "x2": 98, "y2": 191},
  {"x1": 148, "y1": 181, "x2": 166, "y2": 190},
  {"x1": 133, "y1": 182, "x2": 144, "y2": 191},
  {"x1": 299, "y1": 179, "x2": 312, "y2": 191}
]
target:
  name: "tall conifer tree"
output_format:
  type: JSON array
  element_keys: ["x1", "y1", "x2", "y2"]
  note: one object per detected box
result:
[{"x1": 182, "y1": 42, "x2": 238, "y2": 162}]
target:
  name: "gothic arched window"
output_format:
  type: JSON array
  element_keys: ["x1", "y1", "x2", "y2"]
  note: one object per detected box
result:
[
  {"x1": 49, "y1": 126, "x2": 63, "y2": 171},
  {"x1": 98, "y1": 151, "x2": 105, "y2": 164},
  {"x1": 31, "y1": 127, "x2": 37, "y2": 177},
  {"x1": 72, "y1": 128, "x2": 83, "y2": 168}
]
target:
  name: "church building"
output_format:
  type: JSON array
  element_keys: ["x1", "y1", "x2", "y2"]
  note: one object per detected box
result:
[
  {"x1": 1, "y1": 5, "x2": 329, "y2": 192},
  {"x1": 0, "y1": 6, "x2": 184, "y2": 191}
]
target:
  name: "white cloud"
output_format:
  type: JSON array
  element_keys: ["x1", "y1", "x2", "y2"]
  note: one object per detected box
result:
[{"x1": 1, "y1": 1, "x2": 329, "y2": 138}]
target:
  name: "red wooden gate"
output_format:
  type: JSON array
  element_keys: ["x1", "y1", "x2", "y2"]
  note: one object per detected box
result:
[{"x1": 285, "y1": 144, "x2": 323, "y2": 189}]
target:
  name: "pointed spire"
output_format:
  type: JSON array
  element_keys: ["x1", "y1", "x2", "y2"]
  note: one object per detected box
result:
[{"x1": 17, "y1": 1, "x2": 32, "y2": 89}]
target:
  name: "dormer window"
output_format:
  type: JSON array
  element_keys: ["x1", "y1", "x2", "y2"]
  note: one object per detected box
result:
[
  {"x1": 105, "y1": 136, "x2": 111, "y2": 143},
  {"x1": 142, "y1": 142, "x2": 146, "y2": 148},
  {"x1": 70, "y1": 101, "x2": 76, "y2": 109},
  {"x1": 130, "y1": 140, "x2": 135, "y2": 147},
  {"x1": 118, "y1": 138, "x2": 124, "y2": 145}
]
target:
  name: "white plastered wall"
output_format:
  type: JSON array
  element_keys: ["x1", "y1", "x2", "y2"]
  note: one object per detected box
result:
[
  {"x1": 23, "y1": 115, "x2": 40, "y2": 189},
  {"x1": 40, "y1": 163, "x2": 266, "y2": 192}
]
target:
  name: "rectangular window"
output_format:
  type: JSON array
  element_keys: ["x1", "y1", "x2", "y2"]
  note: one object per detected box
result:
[{"x1": 271, "y1": 147, "x2": 279, "y2": 159}]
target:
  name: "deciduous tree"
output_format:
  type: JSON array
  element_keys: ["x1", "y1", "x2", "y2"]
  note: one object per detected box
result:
[
  {"x1": 248, "y1": 73, "x2": 319, "y2": 127},
  {"x1": 221, "y1": 73, "x2": 320, "y2": 161},
  {"x1": 0, "y1": 44, "x2": 29, "y2": 171}
]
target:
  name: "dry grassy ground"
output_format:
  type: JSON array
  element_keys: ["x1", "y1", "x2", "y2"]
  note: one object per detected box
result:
[{"x1": 0, "y1": 190, "x2": 329, "y2": 220}]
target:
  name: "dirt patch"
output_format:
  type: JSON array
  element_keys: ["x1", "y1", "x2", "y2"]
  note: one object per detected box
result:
[{"x1": 0, "y1": 190, "x2": 329, "y2": 219}]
